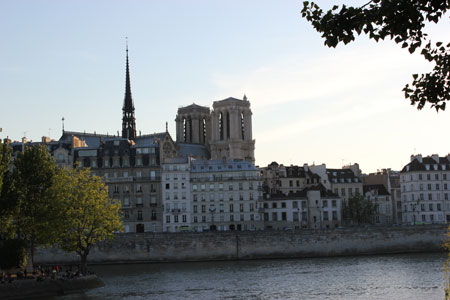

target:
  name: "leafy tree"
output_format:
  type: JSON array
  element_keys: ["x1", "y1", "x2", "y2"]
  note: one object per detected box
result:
[
  {"x1": 10, "y1": 145, "x2": 61, "y2": 267},
  {"x1": 0, "y1": 140, "x2": 11, "y2": 192},
  {"x1": 342, "y1": 194, "x2": 375, "y2": 225},
  {"x1": 301, "y1": 1, "x2": 450, "y2": 111},
  {"x1": 0, "y1": 141, "x2": 12, "y2": 238},
  {"x1": 51, "y1": 167, "x2": 123, "y2": 274}
]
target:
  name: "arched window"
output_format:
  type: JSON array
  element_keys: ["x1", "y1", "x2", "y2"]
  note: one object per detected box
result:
[
  {"x1": 226, "y1": 112, "x2": 230, "y2": 139},
  {"x1": 240, "y1": 112, "x2": 245, "y2": 140},
  {"x1": 202, "y1": 118, "x2": 207, "y2": 143},
  {"x1": 183, "y1": 118, "x2": 187, "y2": 142},
  {"x1": 219, "y1": 112, "x2": 224, "y2": 140}
]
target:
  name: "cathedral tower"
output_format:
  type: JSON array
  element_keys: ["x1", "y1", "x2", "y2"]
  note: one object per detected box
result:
[
  {"x1": 122, "y1": 44, "x2": 137, "y2": 140},
  {"x1": 209, "y1": 95, "x2": 255, "y2": 163},
  {"x1": 175, "y1": 104, "x2": 211, "y2": 144}
]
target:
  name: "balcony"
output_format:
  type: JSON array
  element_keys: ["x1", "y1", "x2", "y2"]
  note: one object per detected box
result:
[{"x1": 171, "y1": 208, "x2": 181, "y2": 213}]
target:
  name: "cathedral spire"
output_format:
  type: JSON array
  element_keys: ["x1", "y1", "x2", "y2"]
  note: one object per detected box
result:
[{"x1": 122, "y1": 38, "x2": 137, "y2": 140}]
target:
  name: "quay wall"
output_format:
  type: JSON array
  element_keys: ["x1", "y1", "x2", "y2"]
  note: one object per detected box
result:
[{"x1": 35, "y1": 225, "x2": 449, "y2": 265}]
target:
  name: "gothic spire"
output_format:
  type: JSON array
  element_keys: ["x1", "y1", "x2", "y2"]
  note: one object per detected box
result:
[{"x1": 122, "y1": 39, "x2": 137, "y2": 140}]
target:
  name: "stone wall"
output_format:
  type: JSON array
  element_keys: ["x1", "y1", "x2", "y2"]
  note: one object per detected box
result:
[{"x1": 35, "y1": 225, "x2": 449, "y2": 265}]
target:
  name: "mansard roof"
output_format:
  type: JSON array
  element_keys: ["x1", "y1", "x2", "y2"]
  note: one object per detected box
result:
[
  {"x1": 363, "y1": 184, "x2": 390, "y2": 196},
  {"x1": 178, "y1": 143, "x2": 209, "y2": 160},
  {"x1": 327, "y1": 168, "x2": 360, "y2": 182},
  {"x1": 401, "y1": 156, "x2": 450, "y2": 173},
  {"x1": 267, "y1": 183, "x2": 338, "y2": 199},
  {"x1": 190, "y1": 159, "x2": 258, "y2": 173}
]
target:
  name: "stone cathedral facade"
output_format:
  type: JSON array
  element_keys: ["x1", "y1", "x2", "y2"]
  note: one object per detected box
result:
[{"x1": 175, "y1": 96, "x2": 255, "y2": 163}]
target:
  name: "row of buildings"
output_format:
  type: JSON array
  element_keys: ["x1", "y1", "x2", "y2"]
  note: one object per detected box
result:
[{"x1": 3, "y1": 48, "x2": 448, "y2": 232}]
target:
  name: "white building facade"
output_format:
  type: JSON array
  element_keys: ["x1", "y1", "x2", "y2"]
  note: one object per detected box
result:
[
  {"x1": 161, "y1": 158, "x2": 191, "y2": 232},
  {"x1": 189, "y1": 159, "x2": 263, "y2": 232},
  {"x1": 401, "y1": 154, "x2": 450, "y2": 224}
]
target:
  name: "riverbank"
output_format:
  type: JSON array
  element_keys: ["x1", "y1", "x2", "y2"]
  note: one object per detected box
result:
[
  {"x1": 0, "y1": 275, "x2": 104, "y2": 299},
  {"x1": 35, "y1": 225, "x2": 448, "y2": 265}
]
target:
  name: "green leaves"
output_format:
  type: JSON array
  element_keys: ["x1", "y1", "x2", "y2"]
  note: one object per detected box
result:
[
  {"x1": 301, "y1": 0, "x2": 450, "y2": 110},
  {"x1": 52, "y1": 167, "x2": 123, "y2": 269}
]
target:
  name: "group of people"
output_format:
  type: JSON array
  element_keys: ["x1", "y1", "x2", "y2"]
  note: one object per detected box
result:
[{"x1": 0, "y1": 265, "x2": 92, "y2": 283}]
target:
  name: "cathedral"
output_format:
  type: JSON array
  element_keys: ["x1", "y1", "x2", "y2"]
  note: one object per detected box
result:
[{"x1": 34, "y1": 46, "x2": 257, "y2": 233}]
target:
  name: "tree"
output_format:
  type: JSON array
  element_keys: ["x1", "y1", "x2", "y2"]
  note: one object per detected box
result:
[
  {"x1": 301, "y1": 0, "x2": 450, "y2": 111},
  {"x1": 0, "y1": 141, "x2": 12, "y2": 238},
  {"x1": 342, "y1": 194, "x2": 375, "y2": 225},
  {"x1": 9, "y1": 145, "x2": 61, "y2": 267},
  {"x1": 51, "y1": 167, "x2": 123, "y2": 274}
]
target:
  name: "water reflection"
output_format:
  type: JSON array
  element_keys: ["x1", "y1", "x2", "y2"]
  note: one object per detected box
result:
[{"x1": 58, "y1": 252, "x2": 446, "y2": 300}]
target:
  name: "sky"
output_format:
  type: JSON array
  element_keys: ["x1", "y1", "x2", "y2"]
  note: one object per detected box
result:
[{"x1": 1, "y1": 0, "x2": 449, "y2": 173}]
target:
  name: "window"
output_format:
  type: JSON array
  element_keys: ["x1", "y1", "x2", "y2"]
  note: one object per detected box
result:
[
  {"x1": 174, "y1": 215, "x2": 179, "y2": 223},
  {"x1": 429, "y1": 204, "x2": 433, "y2": 211},
  {"x1": 201, "y1": 205, "x2": 206, "y2": 213},
  {"x1": 192, "y1": 184, "x2": 198, "y2": 191},
  {"x1": 210, "y1": 184, "x2": 215, "y2": 190},
  {"x1": 202, "y1": 216, "x2": 206, "y2": 223},
  {"x1": 240, "y1": 204, "x2": 244, "y2": 212},
  {"x1": 323, "y1": 211, "x2": 329, "y2": 221},
  {"x1": 201, "y1": 184, "x2": 206, "y2": 191},
  {"x1": 427, "y1": 174, "x2": 431, "y2": 180},
  {"x1": 435, "y1": 174, "x2": 439, "y2": 180},
  {"x1": 293, "y1": 201, "x2": 298, "y2": 209},
  {"x1": 332, "y1": 211, "x2": 337, "y2": 221},
  {"x1": 438, "y1": 203, "x2": 442, "y2": 211},
  {"x1": 219, "y1": 183, "x2": 223, "y2": 190},
  {"x1": 137, "y1": 211, "x2": 143, "y2": 221},
  {"x1": 322, "y1": 200, "x2": 328, "y2": 208},
  {"x1": 250, "y1": 193, "x2": 254, "y2": 200},
  {"x1": 282, "y1": 212, "x2": 287, "y2": 221},
  {"x1": 193, "y1": 205, "x2": 198, "y2": 213},
  {"x1": 229, "y1": 204, "x2": 234, "y2": 212},
  {"x1": 239, "y1": 182, "x2": 243, "y2": 190},
  {"x1": 332, "y1": 200, "x2": 337, "y2": 208},
  {"x1": 166, "y1": 215, "x2": 170, "y2": 223},
  {"x1": 341, "y1": 188, "x2": 346, "y2": 196},
  {"x1": 272, "y1": 212, "x2": 278, "y2": 221},
  {"x1": 165, "y1": 183, "x2": 170, "y2": 190},
  {"x1": 428, "y1": 193, "x2": 432, "y2": 200},
  {"x1": 272, "y1": 203, "x2": 277, "y2": 208},
  {"x1": 229, "y1": 184, "x2": 233, "y2": 190},
  {"x1": 210, "y1": 194, "x2": 215, "y2": 201},
  {"x1": 193, "y1": 216, "x2": 198, "y2": 223},
  {"x1": 151, "y1": 210, "x2": 156, "y2": 220},
  {"x1": 428, "y1": 184, "x2": 432, "y2": 190},
  {"x1": 124, "y1": 210, "x2": 129, "y2": 220},
  {"x1": 281, "y1": 202, "x2": 286, "y2": 208},
  {"x1": 193, "y1": 194, "x2": 198, "y2": 202},
  {"x1": 436, "y1": 184, "x2": 440, "y2": 190},
  {"x1": 182, "y1": 215, "x2": 187, "y2": 222},
  {"x1": 250, "y1": 203, "x2": 254, "y2": 211}
]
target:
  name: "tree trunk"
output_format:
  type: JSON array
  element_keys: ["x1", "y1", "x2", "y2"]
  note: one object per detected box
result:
[{"x1": 80, "y1": 253, "x2": 88, "y2": 275}]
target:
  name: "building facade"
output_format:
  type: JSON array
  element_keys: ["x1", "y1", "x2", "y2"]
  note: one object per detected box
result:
[
  {"x1": 401, "y1": 154, "x2": 450, "y2": 224},
  {"x1": 189, "y1": 159, "x2": 263, "y2": 232}
]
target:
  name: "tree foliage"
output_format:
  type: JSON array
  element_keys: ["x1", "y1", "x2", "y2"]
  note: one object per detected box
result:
[
  {"x1": 51, "y1": 167, "x2": 123, "y2": 274},
  {"x1": 0, "y1": 141, "x2": 13, "y2": 238},
  {"x1": 301, "y1": 0, "x2": 450, "y2": 111},
  {"x1": 8, "y1": 145, "x2": 61, "y2": 265},
  {"x1": 342, "y1": 194, "x2": 375, "y2": 225}
]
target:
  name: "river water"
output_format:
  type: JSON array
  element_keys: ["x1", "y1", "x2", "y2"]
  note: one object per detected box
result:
[{"x1": 58, "y1": 252, "x2": 447, "y2": 300}]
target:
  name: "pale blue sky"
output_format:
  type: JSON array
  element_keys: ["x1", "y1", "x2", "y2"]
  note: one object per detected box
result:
[{"x1": 1, "y1": 1, "x2": 449, "y2": 173}]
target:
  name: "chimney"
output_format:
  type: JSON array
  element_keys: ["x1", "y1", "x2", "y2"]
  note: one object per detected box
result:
[
  {"x1": 41, "y1": 136, "x2": 51, "y2": 144},
  {"x1": 431, "y1": 154, "x2": 439, "y2": 163},
  {"x1": 417, "y1": 154, "x2": 423, "y2": 163},
  {"x1": 22, "y1": 137, "x2": 27, "y2": 152}
]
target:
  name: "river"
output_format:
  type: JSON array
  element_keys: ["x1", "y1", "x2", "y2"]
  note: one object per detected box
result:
[{"x1": 56, "y1": 252, "x2": 447, "y2": 300}]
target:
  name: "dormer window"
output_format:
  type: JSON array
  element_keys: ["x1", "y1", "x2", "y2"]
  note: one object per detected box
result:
[
  {"x1": 425, "y1": 164, "x2": 430, "y2": 170},
  {"x1": 434, "y1": 164, "x2": 438, "y2": 170},
  {"x1": 406, "y1": 166, "x2": 410, "y2": 172}
]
